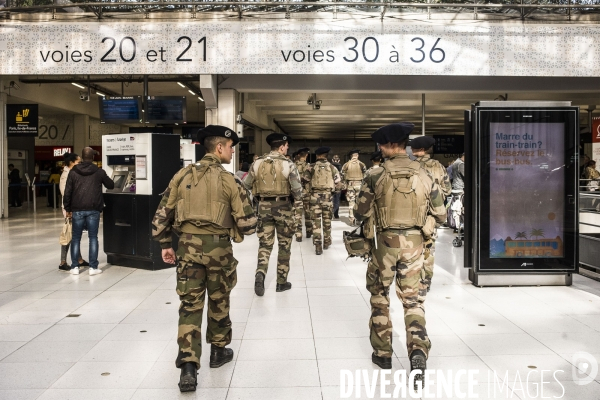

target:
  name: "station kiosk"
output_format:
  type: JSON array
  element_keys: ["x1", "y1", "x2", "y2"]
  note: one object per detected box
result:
[
  {"x1": 102, "y1": 133, "x2": 180, "y2": 270},
  {"x1": 465, "y1": 102, "x2": 579, "y2": 286},
  {"x1": 180, "y1": 138, "x2": 205, "y2": 167}
]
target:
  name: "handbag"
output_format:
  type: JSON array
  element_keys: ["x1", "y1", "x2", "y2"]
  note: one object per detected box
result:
[{"x1": 59, "y1": 218, "x2": 72, "y2": 245}]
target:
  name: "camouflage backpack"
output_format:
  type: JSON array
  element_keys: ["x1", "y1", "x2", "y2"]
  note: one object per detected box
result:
[
  {"x1": 253, "y1": 155, "x2": 291, "y2": 196},
  {"x1": 311, "y1": 162, "x2": 334, "y2": 190},
  {"x1": 343, "y1": 226, "x2": 372, "y2": 261}
]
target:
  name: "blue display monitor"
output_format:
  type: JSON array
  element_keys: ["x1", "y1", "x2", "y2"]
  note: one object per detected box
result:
[
  {"x1": 144, "y1": 96, "x2": 187, "y2": 124},
  {"x1": 99, "y1": 96, "x2": 143, "y2": 124}
]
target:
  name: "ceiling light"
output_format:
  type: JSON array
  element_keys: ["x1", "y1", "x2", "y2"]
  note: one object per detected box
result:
[
  {"x1": 198, "y1": 97, "x2": 204, "y2": 102},
  {"x1": 96, "y1": 91, "x2": 106, "y2": 97},
  {"x1": 177, "y1": 82, "x2": 185, "y2": 88},
  {"x1": 188, "y1": 90, "x2": 195, "y2": 95},
  {"x1": 71, "y1": 82, "x2": 85, "y2": 89}
]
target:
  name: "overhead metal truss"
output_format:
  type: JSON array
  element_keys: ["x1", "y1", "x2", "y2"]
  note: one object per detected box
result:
[{"x1": 3, "y1": 0, "x2": 600, "y2": 22}]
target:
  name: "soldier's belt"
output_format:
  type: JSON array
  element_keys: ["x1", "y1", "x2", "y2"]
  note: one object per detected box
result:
[
  {"x1": 193, "y1": 234, "x2": 231, "y2": 242},
  {"x1": 257, "y1": 196, "x2": 289, "y2": 201},
  {"x1": 384, "y1": 228, "x2": 422, "y2": 236}
]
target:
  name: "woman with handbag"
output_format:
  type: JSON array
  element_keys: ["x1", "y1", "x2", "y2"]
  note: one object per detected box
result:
[
  {"x1": 58, "y1": 152, "x2": 89, "y2": 272},
  {"x1": 584, "y1": 160, "x2": 600, "y2": 191}
]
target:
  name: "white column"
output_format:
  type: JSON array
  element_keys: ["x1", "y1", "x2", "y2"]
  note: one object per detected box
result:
[
  {"x1": 0, "y1": 88, "x2": 8, "y2": 218},
  {"x1": 215, "y1": 89, "x2": 240, "y2": 173},
  {"x1": 73, "y1": 115, "x2": 90, "y2": 154}
]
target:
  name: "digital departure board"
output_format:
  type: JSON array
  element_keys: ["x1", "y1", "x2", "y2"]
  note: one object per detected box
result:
[
  {"x1": 99, "y1": 96, "x2": 143, "y2": 124},
  {"x1": 145, "y1": 96, "x2": 186, "y2": 124}
]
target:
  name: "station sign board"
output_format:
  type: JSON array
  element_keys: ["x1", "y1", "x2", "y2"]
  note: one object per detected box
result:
[{"x1": 1, "y1": 21, "x2": 600, "y2": 76}]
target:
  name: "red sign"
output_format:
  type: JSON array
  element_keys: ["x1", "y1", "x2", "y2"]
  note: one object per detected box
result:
[
  {"x1": 35, "y1": 146, "x2": 103, "y2": 160},
  {"x1": 593, "y1": 117, "x2": 600, "y2": 143}
]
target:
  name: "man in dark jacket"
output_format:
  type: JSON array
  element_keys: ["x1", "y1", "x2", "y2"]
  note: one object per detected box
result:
[
  {"x1": 63, "y1": 147, "x2": 114, "y2": 275},
  {"x1": 8, "y1": 164, "x2": 22, "y2": 207}
]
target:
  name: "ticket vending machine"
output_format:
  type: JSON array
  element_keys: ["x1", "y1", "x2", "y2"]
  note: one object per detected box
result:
[
  {"x1": 466, "y1": 102, "x2": 579, "y2": 286},
  {"x1": 102, "y1": 133, "x2": 180, "y2": 270}
]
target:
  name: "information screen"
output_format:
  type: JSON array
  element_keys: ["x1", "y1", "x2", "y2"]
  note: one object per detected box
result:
[
  {"x1": 489, "y1": 122, "x2": 565, "y2": 258},
  {"x1": 145, "y1": 96, "x2": 186, "y2": 124},
  {"x1": 99, "y1": 97, "x2": 142, "y2": 124},
  {"x1": 477, "y1": 108, "x2": 578, "y2": 272}
]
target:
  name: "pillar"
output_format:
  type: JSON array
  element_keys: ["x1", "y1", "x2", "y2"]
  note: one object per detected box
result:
[
  {"x1": 73, "y1": 115, "x2": 90, "y2": 154},
  {"x1": 203, "y1": 89, "x2": 240, "y2": 173},
  {"x1": 0, "y1": 88, "x2": 8, "y2": 218}
]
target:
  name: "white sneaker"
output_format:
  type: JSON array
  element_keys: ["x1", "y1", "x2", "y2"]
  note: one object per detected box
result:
[
  {"x1": 89, "y1": 268, "x2": 103, "y2": 276},
  {"x1": 70, "y1": 267, "x2": 80, "y2": 275}
]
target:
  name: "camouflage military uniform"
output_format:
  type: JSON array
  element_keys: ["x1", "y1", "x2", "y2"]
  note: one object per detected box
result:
[
  {"x1": 354, "y1": 153, "x2": 446, "y2": 360},
  {"x1": 243, "y1": 151, "x2": 303, "y2": 284},
  {"x1": 294, "y1": 160, "x2": 313, "y2": 240},
  {"x1": 342, "y1": 159, "x2": 367, "y2": 222},
  {"x1": 415, "y1": 154, "x2": 452, "y2": 298},
  {"x1": 152, "y1": 153, "x2": 257, "y2": 369},
  {"x1": 302, "y1": 159, "x2": 341, "y2": 248}
]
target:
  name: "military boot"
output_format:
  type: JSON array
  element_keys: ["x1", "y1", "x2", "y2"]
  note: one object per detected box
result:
[
  {"x1": 178, "y1": 362, "x2": 197, "y2": 392},
  {"x1": 306, "y1": 231, "x2": 312, "y2": 239},
  {"x1": 315, "y1": 244, "x2": 323, "y2": 255},
  {"x1": 410, "y1": 350, "x2": 427, "y2": 390},
  {"x1": 372, "y1": 353, "x2": 392, "y2": 369},
  {"x1": 254, "y1": 272, "x2": 265, "y2": 297},
  {"x1": 296, "y1": 235, "x2": 302, "y2": 242},
  {"x1": 276, "y1": 282, "x2": 292, "y2": 292},
  {"x1": 209, "y1": 344, "x2": 234, "y2": 368}
]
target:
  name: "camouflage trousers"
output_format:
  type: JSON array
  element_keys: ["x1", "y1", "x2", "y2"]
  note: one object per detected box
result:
[
  {"x1": 366, "y1": 229, "x2": 430, "y2": 359},
  {"x1": 175, "y1": 233, "x2": 238, "y2": 369},
  {"x1": 310, "y1": 190, "x2": 333, "y2": 246},
  {"x1": 256, "y1": 200, "x2": 294, "y2": 284},
  {"x1": 419, "y1": 236, "x2": 436, "y2": 302},
  {"x1": 294, "y1": 192, "x2": 313, "y2": 239},
  {"x1": 345, "y1": 181, "x2": 362, "y2": 220}
]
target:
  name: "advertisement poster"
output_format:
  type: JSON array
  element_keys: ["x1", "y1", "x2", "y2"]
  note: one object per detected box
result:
[{"x1": 489, "y1": 122, "x2": 565, "y2": 258}]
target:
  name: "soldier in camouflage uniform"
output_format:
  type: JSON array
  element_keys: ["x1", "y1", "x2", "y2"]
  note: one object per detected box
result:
[
  {"x1": 342, "y1": 149, "x2": 367, "y2": 225},
  {"x1": 294, "y1": 148, "x2": 312, "y2": 242},
  {"x1": 353, "y1": 123, "x2": 446, "y2": 388},
  {"x1": 366, "y1": 151, "x2": 384, "y2": 176},
  {"x1": 151, "y1": 125, "x2": 257, "y2": 393},
  {"x1": 409, "y1": 136, "x2": 452, "y2": 300},
  {"x1": 243, "y1": 133, "x2": 303, "y2": 296},
  {"x1": 302, "y1": 147, "x2": 341, "y2": 255}
]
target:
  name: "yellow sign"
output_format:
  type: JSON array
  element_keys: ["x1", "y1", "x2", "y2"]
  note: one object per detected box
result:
[{"x1": 15, "y1": 109, "x2": 29, "y2": 124}]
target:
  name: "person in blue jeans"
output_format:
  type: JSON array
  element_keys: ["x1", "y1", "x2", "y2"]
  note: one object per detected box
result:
[{"x1": 63, "y1": 147, "x2": 114, "y2": 275}]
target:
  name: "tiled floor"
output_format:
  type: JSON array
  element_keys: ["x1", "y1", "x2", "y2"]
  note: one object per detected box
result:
[{"x1": 1, "y1": 205, "x2": 600, "y2": 400}]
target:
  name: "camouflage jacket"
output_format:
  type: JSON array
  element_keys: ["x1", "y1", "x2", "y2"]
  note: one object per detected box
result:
[
  {"x1": 365, "y1": 165, "x2": 383, "y2": 178},
  {"x1": 353, "y1": 153, "x2": 446, "y2": 228},
  {"x1": 243, "y1": 151, "x2": 303, "y2": 202},
  {"x1": 295, "y1": 160, "x2": 311, "y2": 193},
  {"x1": 416, "y1": 154, "x2": 452, "y2": 198},
  {"x1": 302, "y1": 159, "x2": 342, "y2": 191},
  {"x1": 151, "y1": 153, "x2": 257, "y2": 248}
]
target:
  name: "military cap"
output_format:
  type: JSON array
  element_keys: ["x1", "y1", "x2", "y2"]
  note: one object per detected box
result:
[
  {"x1": 348, "y1": 149, "x2": 361, "y2": 156},
  {"x1": 196, "y1": 125, "x2": 239, "y2": 146},
  {"x1": 409, "y1": 135, "x2": 435, "y2": 150},
  {"x1": 315, "y1": 146, "x2": 331, "y2": 155},
  {"x1": 370, "y1": 151, "x2": 384, "y2": 162},
  {"x1": 266, "y1": 132, "x2": 292, "y2": 145},
  {"x1": 371, "y1": 123, "x2": 415, "y2": 144},
  {"x1": 297, "y1": 147, "x2": 310, "y2": 154}
]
